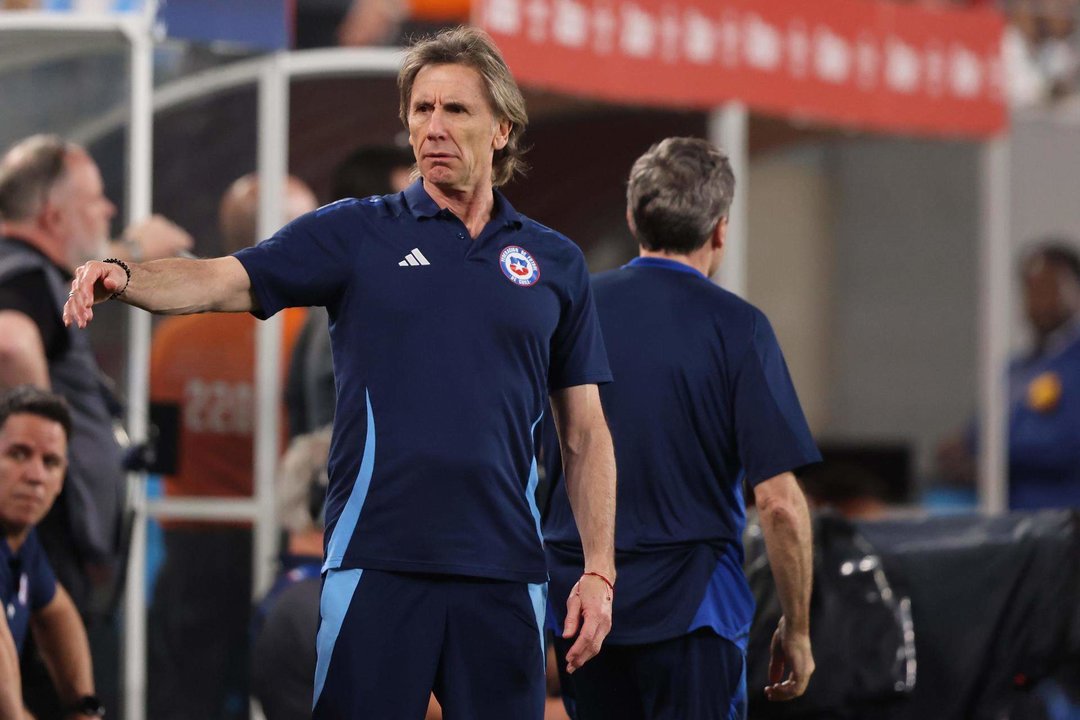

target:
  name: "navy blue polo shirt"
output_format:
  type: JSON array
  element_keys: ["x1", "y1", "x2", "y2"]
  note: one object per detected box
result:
[
  {"x1": 543, "y1": 257, "x2": 819, "y2": 647},
  {"x1": 1, "y1": 530, "x2": 57, "y2": 653},
  {"x1": 235, "y1": 180, "x2": 611, "y2": 583}
]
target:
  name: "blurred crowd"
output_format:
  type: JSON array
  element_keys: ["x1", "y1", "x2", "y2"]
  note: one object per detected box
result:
[{"x1": 1005, "y1": 0, "x2": 1080, "y2": 106}]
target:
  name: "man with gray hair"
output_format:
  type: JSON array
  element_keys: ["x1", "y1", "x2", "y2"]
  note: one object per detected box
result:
[
  {"x1": 0, "y1": 134, "x2": 193, "y2": 712},
  {"x1": 0, "y1": 134, "x2": 193, "y2": 607},
  {"x1": 64, "y1": 26, "x2": 616, "y2": 719},
  {"x1": 543, "y1": 137, "x2": 819, "y2": 719}
]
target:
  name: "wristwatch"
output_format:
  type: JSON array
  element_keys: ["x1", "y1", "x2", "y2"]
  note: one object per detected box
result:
[{"x1": 69, "y1": 695, "x2": 106, "y2": 717}]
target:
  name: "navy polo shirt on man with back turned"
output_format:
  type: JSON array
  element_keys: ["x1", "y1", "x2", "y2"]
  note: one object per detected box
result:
[
  {"x1": 234, "y1": 179, "x2": 611, "y2": 584},
  {"x1": 543, "y1": 256, "x2": 820, "y2": 650}
]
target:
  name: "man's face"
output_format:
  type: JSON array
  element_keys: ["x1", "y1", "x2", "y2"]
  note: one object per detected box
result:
[
  {"x1": 0, "y1": 413, "x2": 67, "y2": 537},
  {"x1": 48, "y1": 150, "x2": 116, "y2": 266},
  {"x1": 1023, "y1": 257, "x2": 1080, "y2": 338},
  {"x1": 407, "y1": 63, "x2": 510, "y2": 193}
]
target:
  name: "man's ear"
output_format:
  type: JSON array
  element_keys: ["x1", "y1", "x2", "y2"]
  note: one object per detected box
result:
[
  {"x1": 714, "y1": 216, "x2": 728, "y2": 250},
  {"x1": 493, "y1": 119, "x2": 512, "y2": 151},
  {"x1": 38, "y1": 196, "x2": 65, "y2": 235}
]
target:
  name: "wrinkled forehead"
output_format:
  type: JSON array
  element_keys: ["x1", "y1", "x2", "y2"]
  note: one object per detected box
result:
[{"x1": 411, "y1": 63, "x2": 491, "y2": 105}]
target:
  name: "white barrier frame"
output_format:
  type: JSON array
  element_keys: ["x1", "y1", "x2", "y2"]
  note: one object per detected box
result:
[{"x1": 0, "y1": 8, "x2": 156, "y2": 720}]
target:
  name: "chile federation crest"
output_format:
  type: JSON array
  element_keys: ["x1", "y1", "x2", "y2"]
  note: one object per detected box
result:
[{"x1": 499, "y1": 246, "x2": 540, "y2": 287}]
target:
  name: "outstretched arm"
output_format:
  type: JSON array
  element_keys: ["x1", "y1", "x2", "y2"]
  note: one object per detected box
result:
[
  {"x1": 549, "y1": 383, "x2": 616, "y2": 674},
  {"x1": 63, "y1": 256, "x2": 255, "y2": 328},
  {"x1": 755, "y1": 471, "x2": 814, "y2": 701}
]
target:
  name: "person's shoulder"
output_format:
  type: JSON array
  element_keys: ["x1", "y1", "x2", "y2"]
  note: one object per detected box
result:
[
  {"x1": 20, "y1": 529, "x2": 53, "y2": 574},
  {"x1": 1060, "y1": 328, "x2": 1080, "y2": 360},
  {"x1": 516, "y1": 217, "x2": 590, "y2": 279},
  {"x1": 314, "y1": 194, "x2": 400, "y2": 222},
  {"x1": 596, "y1": 264, "x2": 760, "y2": 319},
  {"x1": 518, "y1": 217, "x2": 581, "y2": 253},
  {"x1": 0, "y1": 238, "x2": 53, "y2": 280},
  {"x1": 672, "y1": 274, "x2": 771, "y2": 341}
]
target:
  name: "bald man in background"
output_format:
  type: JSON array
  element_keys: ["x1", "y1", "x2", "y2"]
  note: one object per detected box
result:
[{"x1": 147, "y1": 174, "x2": 317, "y2": 720}]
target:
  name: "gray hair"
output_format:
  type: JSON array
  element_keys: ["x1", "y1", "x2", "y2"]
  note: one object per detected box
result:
[
  {"x1": 398, "y1": 26, "x2": 528, "y2": 187},
  {"x1": 626, "y1": 137, "x2": 735, "y2": 254},
  {"x1": 0, "y1": 134, "x2": 74, "y2": 222}
]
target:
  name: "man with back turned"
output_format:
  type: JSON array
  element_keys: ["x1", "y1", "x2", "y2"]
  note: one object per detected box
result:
[{"x1": 544, "y1": 137, "x2": 819, "y2": 720}]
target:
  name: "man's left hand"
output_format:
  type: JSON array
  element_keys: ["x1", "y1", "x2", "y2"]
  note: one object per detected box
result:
[{"x1": 561, "y1": 573, "x2": 613, "y2": 673}]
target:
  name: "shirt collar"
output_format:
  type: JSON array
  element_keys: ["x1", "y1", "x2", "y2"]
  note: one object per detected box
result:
[
  {"x1": 402, "y1": 179, "x2": 523, "y2": 230},
  {"x1": 403, "y1": 178, "x2": 443, "y2": 219},
  {"x1": 625, "y1": 256, "x2": 708, "y2": 280},
  {"x1": 1032, "y1": 313, "x2": 1080, "y2": 362}
]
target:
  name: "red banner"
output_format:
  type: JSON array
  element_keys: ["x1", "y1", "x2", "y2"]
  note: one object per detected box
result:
[{"x1": 474, "y1": 0, "x2": 1007, "y2": 139}]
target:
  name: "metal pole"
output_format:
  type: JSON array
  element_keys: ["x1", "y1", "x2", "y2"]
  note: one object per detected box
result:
[
  {"x1": 248, "y1": 53, "x2": 289, "y2": 720},
  {"x1": 121, "y1": 9, "x2": 155, "y2": 720},
  {"x1": 708, "y1": 103, "x2": 749, "y2": 297},
  {"x1": 253, "y1": 53, "x2": 288, "y2": 599},
  {"x1": 977, "y1": 135, "x2": 1011, "y2": 514}
]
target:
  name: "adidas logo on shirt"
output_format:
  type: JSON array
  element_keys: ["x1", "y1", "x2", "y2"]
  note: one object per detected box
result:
[{"x1": 398, "y1": 248, "x2": 430, "y2": 267}]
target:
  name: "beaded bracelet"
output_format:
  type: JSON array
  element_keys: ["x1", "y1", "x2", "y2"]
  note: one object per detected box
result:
[{"x1": 101, "y1": 258, "x2": 131, "y2": 300}]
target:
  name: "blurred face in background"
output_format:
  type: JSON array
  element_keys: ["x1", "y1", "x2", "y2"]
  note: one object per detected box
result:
[
  {"x1": 48, "y1": 149, "x2": 115, "y2": 267},
  {"x1": 1024, "y1": 255, "x2": 1080, "y2": 339}
]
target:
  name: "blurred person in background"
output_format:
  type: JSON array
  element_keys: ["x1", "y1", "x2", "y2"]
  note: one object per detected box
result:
[
  {"x1": 146, "y1": 173, "x2": 316, "y2": 720},
  {"x1": 800, "y1": 462, "x2": 891, "y2": 521},
  {"x1": 250, "y1": 427, "x2": 330, "y2": 720},
  {"x1": 296, "y1": 0, "x2": 469, "y2": 48},
  {"x1": 0, "y1": 386, "x2": 103, "y2": 720},
  {"x1": 286, "y1": 144, "x2": 414, "y2": 438},
  {"x1": 0, "y1": 133, "x2": 192, "y2": 716},
  {"x1": 251, "y1": 427, "x2": 447, "y2": 720},
  {"x1": 1005, "y1": 0, "x2": 1080, "y2": 106},
  {"x1": 254, "y1": 428, "x2": 573, "y2": 720},
  {"x1": 65, "y1": 26, "x2": 616, "y2": 719},
  {"x1": 938, "y1": 239, "x2": 1080, "y2": 509},
  {"x1": 543, "y1": 138, "x2": 818, "y2": 720}
]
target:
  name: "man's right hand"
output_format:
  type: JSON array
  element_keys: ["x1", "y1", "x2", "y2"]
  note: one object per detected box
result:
[
  {"x1": 63, "y1": 261, "x2": 127, "y2": 329},
  {"x1": 764, "y1": 615, "x2": 814, "y2": 702}
]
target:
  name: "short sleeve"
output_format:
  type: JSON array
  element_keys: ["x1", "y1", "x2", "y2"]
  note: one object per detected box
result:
[
  {"x1": 732, "y1": 310, "x2": 821, "y2": 485},
  {"x1": 233, "y1": 202, "x2": 358, "y2": 320},
  {"x1": 26, "y1": 534, "x2": 57, "y2": 611},
  {"x1": 548, "y1": 249, "x2": 612, "y2": 390}
]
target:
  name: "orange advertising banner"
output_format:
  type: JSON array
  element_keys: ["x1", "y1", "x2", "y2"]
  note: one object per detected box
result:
[{"x1": 474, "y1": 0, "x2": 1007, "y2": 138}]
